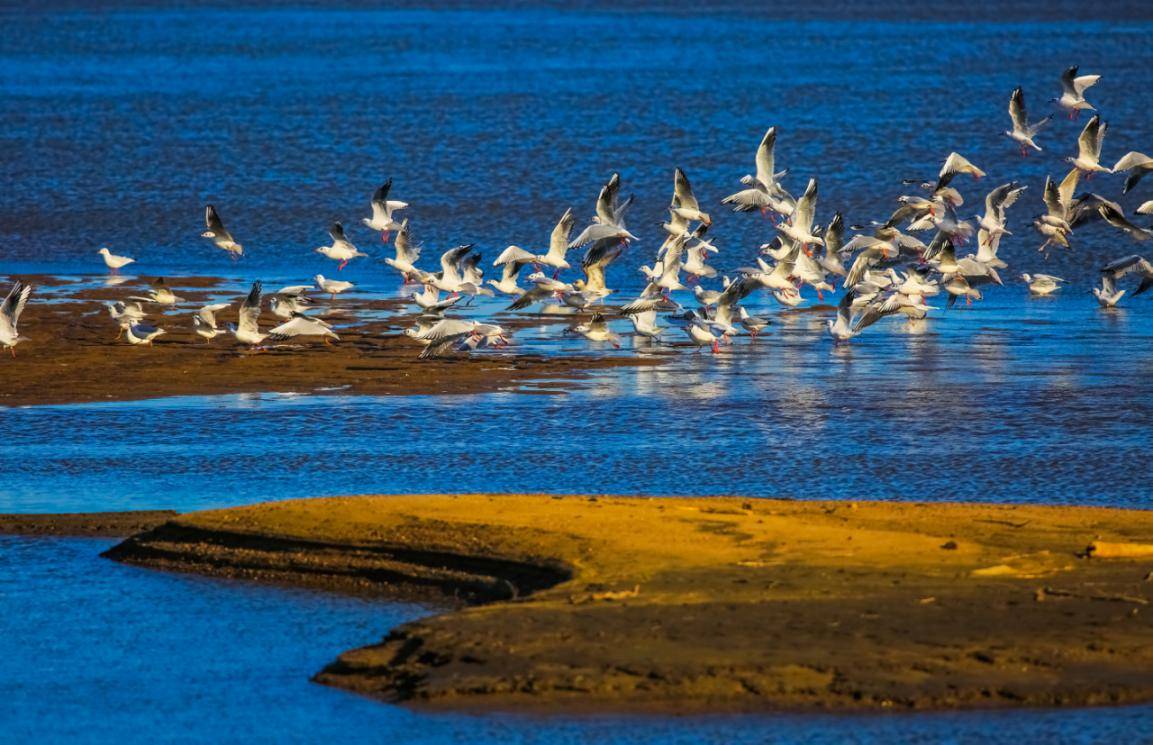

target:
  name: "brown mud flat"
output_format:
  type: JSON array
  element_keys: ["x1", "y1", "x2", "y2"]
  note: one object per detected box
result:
[
  {"x1": 104, "y1": 494, "x2": 1153, "y2": 713},
  {"x1": 0, "y1": 275, "x2": 658, "y2": 407},
  {"x1": 0, "y1": 510, "x2": 178, "y2": 537}
]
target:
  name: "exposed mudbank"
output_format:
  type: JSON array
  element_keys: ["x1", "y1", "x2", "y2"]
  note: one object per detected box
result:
[
  {"x1": 0, "y1": 510, "x2": 178, "y2": 537},
  {"x1": 101, "y1": 494, "x2": 1153, "y2": 713}
]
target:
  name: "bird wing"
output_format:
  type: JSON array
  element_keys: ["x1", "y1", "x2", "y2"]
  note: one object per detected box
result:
[
  {"x1": 494, "y1": 245, "x2": 536, "y2": 266},
  {"x1": 1, "y1": 282, "x2": 31, "y2": 333},
  {"x1": 792, "y1": 178, "x2": 818, "y2": 231},
  {"x1": 205, "y1": 205, "x2": 226, "y2": 233},
  {"x1": 1060, "y1": 65, "x2": 1078, "y2": 96},
  {"x1": 1008, "y1": 87, "x2": 1027, "y2": 131},
  {"x1": 673, "y1": 168, "x2": 699, "y2": 211},
  {"x1": 371, "y1": 178, "x2": 392, "y2": 208},
  {"x1": 439, "y1": 244, "x2": 474, "y2": 281},
  {"x1": 394, "y1": 219, "x2": 418, "y2": 263},
  {"x1": 1099, "y1": 205, "x2": 1151, "y2": 241},
  {"x1": 824, "y1": 212, "x2": 845, "y2": 254},
  {"x1": 1072, "y1": 73, "x2": 1100, "y2": 96},
  {"x1": 595, "y1": 173, "x2": 622, "y2": 225},
  {"x1": 267, "y1": 315, "x2": 334, "y2": 340},
  {"x1": 328, "y1": 222, "x2": 348, "y2": 243},
  {"x1": 238, "y1": 281, "x2": 262, "y2": 334},
  {"x1": 754, "y1": 127, "x2": 777, "y2": 186},
  {"x1": 720, "y1": 183, "x2": 772, "y2": 212},
  {"x1": 1057, "y1": 168, "x2": 1081, "y2": 215},
  {"x1": 550, "y1": 208, "x2": 576, "y2": 256},
  {"x1": 1112, "y1": 151, "x2": 1153, "y2": 173},
  {"x1": 1077, "y1": 116, "x2": 1103, "y2": 161}
]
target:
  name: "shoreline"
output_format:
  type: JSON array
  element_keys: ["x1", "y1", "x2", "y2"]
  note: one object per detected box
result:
[
  {"x1": 0, "y1": 276, "x2": 660, "y2": 408},
  {"x1": 52, "y1": 494, "x2": 1153, "y2": 714}
]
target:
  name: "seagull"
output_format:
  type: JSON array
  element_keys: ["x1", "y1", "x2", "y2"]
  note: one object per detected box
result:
[
  {"x1": 1020, "y1": 273, "x2": 1066, "y2": 296},
  {"x1": 683, "y1": 314, "x2": 728, "y2": 354},
  {"x1": 412, "y1": 285, "x2": 463, "y2": 313},
  {"x1": 722, "y1": 126, "x2": 793, "y2": 217},
  {"x1": 315, "y1": 274, "x2": 354, "y2": 298},
  {"x1": 202, "y1": 205, "x2": 243, "y2": 258},
  {"x1": 383, "y1": 219, "x2": 422, "y2": 282},
  {"x1": 1112, "y1": 152, "x2": 1153, "y2": 195},
  {"x1": 670, "y1": 168, "x2": 711, "y2": 225},
  {"x1": 569, "y1": 174, "x2": 638, "y2": 249},
  {"x1": 408, "y1": 319, "x2": 509, "y2": 359},
  {"x1": 975, "y1": 182, "x2": 1026, "y2": 238},
  {"x1": 97, "y1": 247, "x2": 135, "y2": 273},
  {"x1": 193, "y1": 302, "x2": 231, "y2": 342},
  {"x1": 1093, "y1": 274, "x2": 1126, "y2": 308},
  {"x1": 1098, "y1": 204, "x2": 1153, "y2": 242},
  {"x1": 1067, "y1": 115, "x2": 1110, "y2": 176},
  {"x1": 738, "y1": 307, "x2": 770, "y2": 338},
  {"x1": 0, "y1": 281, "x2": 32, "y2": 356},
  {"x1": 270, "y1": 288, "x2": 313, "y2": 319},
  {"x1": 128, "y1": 278, "x2": 184, "y2": 306},
  {"x1": 628, "y1": 309, "x2": 665, "y2": 340},
  {"x1": 315, "y1": 222, "x2": 367, "y2": 270},
  {"x1": 1101, "y1": 255, "x2": 1153, "y2": 297},
  {"x1": 568, "y1": 313, "x2": 621, "y2": 348},
  {"x1": 230, "y1": 281, "x2": 267, "y2": 347},
  {"x1": 1053, "y1": 65, "x2": 1100, "y2": 119},
  {"x1": 362, "y1": 178, "x2": 408, "y2": 242},
  {"x1": 1004, "y1": 87, "x2": 1051, "y2": 156},
  {"x1": 267, "y1": 314, "x2": 339, "y2": 345},
  {"x1": 107, "y1": 300, "x2": 145, "y2": 338},
  {"x1": 826, "y1": 290, "x2": 857, "y2": 343},
  {"x1": 777, "y1": 178, "x2": 823, "y2": 250},
  {"x1": 1034, "y1": 169, "x2": 1081, "y2": 252},
  {"x1": 125, "y1": 322, "x2": 165, "y2": 346}
]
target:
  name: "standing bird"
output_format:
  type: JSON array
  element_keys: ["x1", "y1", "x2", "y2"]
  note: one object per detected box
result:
[
  {"x1": 0, "y1": 282, "x2": 32, "y2": 356},
  {"x1": 1053, "y1": 65, "x2": 1100, "y2": 119},
  {"x1": 362, "y1": 178, "x2": 408, "y2": 242},
  {"x1": 230, "y1": 281, "x2": 267, "y2": 347},
  {"x1": 315, "y1": 274, "x2": 354, "y2": 298},
  {"x1": 125, "y1": 322, "x2": 165, "y2": 346},
  {"x1": 193, "y1": 302, "x2": 231, "y2": 342},
  {"x1": 1066, "y1": 115, "x2": 1110, "y2": 176},
  {"x1": 315, "y1": 222, "x2": 367, "y2": 270},
  {"x1": 97, "y1": 247, "x2": 135, "y2": 274},
  {"x1": 1004, "y1": 87, "x2": 1051, "y2": 155},
  {"x1": 202, "y1": 205, "x2": 244, "y2": 258}
]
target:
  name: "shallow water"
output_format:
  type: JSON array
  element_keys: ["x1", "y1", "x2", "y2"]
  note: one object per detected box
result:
[
  {"x1": 4, "y1": 537, "x2": 1153, "y2": 743},
  {"x1": 4, "y1": 1, "x2": 1153, "y2": 741}
]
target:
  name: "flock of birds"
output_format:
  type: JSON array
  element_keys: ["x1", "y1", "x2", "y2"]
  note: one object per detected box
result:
[{"x1": 4, "y1": 66, "x2": 1153, "y2": 358}]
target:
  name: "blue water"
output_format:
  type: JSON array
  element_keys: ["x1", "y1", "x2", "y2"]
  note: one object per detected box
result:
[
  {"x1": 5, "y1": 1, "x2": 1153, "y2": 741},
  {"x1": 5, "y1": 538, "x2": 1153, "y2": 744}
]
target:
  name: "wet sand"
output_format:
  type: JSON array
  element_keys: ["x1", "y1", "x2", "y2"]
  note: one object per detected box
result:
[
  {"x1": 0, "y1": 275, "x2": 657, "y2": 407},
  {"x1": 102, "y1": 494, "x2": 1153, "y2": 712},
  {"x1": 0, "y1": 511, "x2": 178, "y2": 537}
]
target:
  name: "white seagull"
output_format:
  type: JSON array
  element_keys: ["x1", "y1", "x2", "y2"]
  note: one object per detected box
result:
[
  {"x1": 0, "y1": 281, "x2": 32, "y2": 356},
  {"x1": 315, "y1": 274, "x2": 354, "y2": 298},
  {"x1": 202, "y1": 205, "x2": 244, "y2": 258},
  {"x1": 230, "y1": 281, "x2": 267, "y2": 347},
  {"x1": 315, "y1": 222, "x2": 367, "y2": 270},
  {"x1": 1053, "y1": 65, "x2": 1100, "y2": 119},
  {"x1": 193, "y1": 302, "x2": 231, "y2": 342},
  {"x1": 97, "y1": 247, "x2": 135, "y2": 273},
  {"x1": 362, "y1": 178, "x2": 408, "y2": 242},
  {"x1": 1005, "y1": 87, "x2": 1051, "y2": 156}
]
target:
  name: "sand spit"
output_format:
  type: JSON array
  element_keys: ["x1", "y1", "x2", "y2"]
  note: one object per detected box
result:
[{"x1": 102, "y1": 494, "x2": 1153, "y2": 712}]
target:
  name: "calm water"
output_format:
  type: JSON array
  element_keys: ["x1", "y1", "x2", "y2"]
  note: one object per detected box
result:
[{"x1": 4, "y1": 1, "x2": 1153, "y2": 741}]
